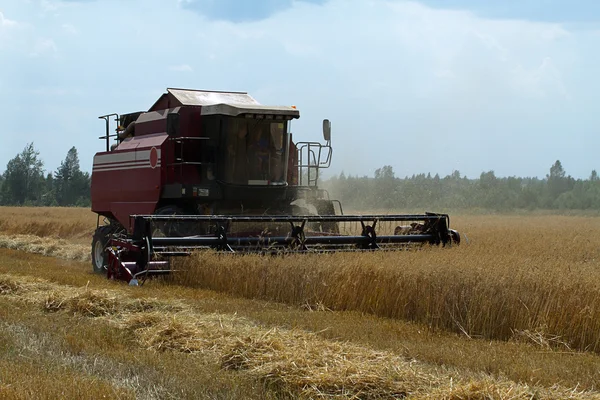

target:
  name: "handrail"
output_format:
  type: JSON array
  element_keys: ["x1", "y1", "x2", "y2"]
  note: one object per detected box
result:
[
  {"x1": 98, "y1": 113, "x2": 120, "y2": 152},
  {"x1": 295, "y1": 141, "x2": 333, "y2": 186}
]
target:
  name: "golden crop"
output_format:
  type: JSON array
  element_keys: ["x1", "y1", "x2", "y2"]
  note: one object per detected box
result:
[
  {"x1": 1, "y1": 207, "x2": 600, "y2": 398},
  {"x1": 176, "y1": 214, "x2": 600, "y2": 353}
]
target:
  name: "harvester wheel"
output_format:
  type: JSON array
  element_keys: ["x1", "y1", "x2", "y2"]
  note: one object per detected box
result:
[
  {"x1": 91, "y1": 225, "x2": 115, "y2": 274},
  {"x1": 450, "y1": 229, "x2": 461, "y2": 245}
]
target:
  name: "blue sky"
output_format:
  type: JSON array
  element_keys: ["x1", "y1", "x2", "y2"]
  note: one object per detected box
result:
[
  {"x1": 420, "y1": 0, "x2": 600, "y2": 23},
  {"x1": 1, "y1": 0, "x2": 599, "y2": 179}
]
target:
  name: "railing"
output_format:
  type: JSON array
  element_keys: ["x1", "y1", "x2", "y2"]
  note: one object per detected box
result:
[
  {"x1": 295, "y1": 141, "x2": 333, "y2": 186},
  {"x1": 98, "y1": 113, "x2": 120, "y2": 152}
]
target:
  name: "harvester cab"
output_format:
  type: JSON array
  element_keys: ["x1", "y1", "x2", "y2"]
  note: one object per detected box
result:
[{"x1": 91, "y1": 88, "x2": 460, "y2": 285}]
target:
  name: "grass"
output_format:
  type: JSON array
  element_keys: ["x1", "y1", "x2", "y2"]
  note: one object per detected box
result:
[{"x1": 0, "y1": 207, "x2": 600, "y2": 397}]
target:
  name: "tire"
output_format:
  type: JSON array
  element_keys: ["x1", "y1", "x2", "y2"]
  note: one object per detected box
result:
[
  {"x1": 91, "y1": 225, "x2": 115, "y2": 274},
  {"x1": 450, "y1": 229, "x2": 461, "y2": 245}
]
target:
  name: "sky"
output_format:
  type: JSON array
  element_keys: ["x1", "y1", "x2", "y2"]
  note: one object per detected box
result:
[{"x1": 1, "y1": 0, "x2": 599, "y2": 180}]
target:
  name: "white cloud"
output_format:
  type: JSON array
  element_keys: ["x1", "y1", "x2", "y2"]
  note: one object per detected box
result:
[
  {"x1": 29, "y1": 37, "x2": 57, "y2": 57},
  {"x1": 0, "y1": 12, "x2": 29, "y2": 51},
  {"x1": 169, "y1": 64, "x2": 193, "y2": 72},
  {"x1": 510, "y1": 56, "x2": 570, "y2": 100},
  {"x1": 0, "y1": 11, "x2": 57, "y2": 57},
  {"x1": 61, "y1": 23, "x2": 77, "y2": 35},
  {"x1": 39, "y1": 0, "x2": 63, "y2": 15},
  {"x1": 0, "y1": 11, "x2": 19, "y2": 28}
]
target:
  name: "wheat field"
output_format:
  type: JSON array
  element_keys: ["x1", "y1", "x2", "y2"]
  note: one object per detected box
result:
[
  {"x1": 176, "y1": 215, "x2": 600, "y2": 352},
  {"x1": 0, "y1": 206, "x2": 600, "y2": 398}
]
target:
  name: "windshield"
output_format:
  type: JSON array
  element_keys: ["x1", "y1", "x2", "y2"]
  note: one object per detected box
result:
[{"x1": 223, "y1": 118, "x2": 288, "y2": 185}]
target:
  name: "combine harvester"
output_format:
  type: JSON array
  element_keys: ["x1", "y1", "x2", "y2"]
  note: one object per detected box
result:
[{"x1": 91, "y1": 88, "x2": 460, "y2": 285}]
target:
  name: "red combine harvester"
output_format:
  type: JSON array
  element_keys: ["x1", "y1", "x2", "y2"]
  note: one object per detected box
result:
[{"x1": 91, "y1": 88, "x2": 460, "y2": 285}]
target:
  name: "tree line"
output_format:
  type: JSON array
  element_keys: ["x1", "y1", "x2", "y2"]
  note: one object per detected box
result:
[
  {"x1": 0, "y1": 143, "x2": 90, "y2": 207},
  {"x1": 323, "y1": 161, "x2": 600, "y2": 211},
  {"x1": 1, "y1": 144, "x2": 598, "y2": 211}
]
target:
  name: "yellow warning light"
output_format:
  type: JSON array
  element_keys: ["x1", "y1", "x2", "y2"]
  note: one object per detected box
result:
[{"x1": 291, "y1": 105, "x2": 297, "y2": 109}]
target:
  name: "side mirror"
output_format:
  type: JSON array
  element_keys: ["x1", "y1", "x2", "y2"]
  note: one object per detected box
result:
[
  {"x1": 322, "y1": 119, "x2": 331, "y2": 142},
  {"x1": 167, "y1": 113, "x2": 180, "y2": 137}
]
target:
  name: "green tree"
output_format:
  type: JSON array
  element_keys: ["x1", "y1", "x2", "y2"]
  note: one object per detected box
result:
[
  {"x1": 324, "y1": 163, "x2": 600, "y2": 212},
  {"x1": 0, "y1": 143, "x2": 45, "y2": 205},
  {"x1": 479, "y1": 171, "x2": 497, "y2": 189},
  {"x1": 373, "y1": 165, "x2": 397, "y2": 208},
  {"x1": 374, "y1": 165, "x2": 395, "y2": 180},
  {"x1": 40, "y1": 173, "x2": 58, "y2": 206},
  {"x1": 546, "y1": 160, "x2": 573, "y2": 207},
  {"x1": 54, "y1": 147, "x2": 90, "y2": 206}
]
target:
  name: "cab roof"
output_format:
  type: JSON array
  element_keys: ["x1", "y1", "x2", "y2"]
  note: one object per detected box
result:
[{"x1": 149, "y1": 88, "x2": 300, "y2": 119}]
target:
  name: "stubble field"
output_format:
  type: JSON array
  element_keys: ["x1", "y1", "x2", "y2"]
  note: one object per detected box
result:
[{"x1": 0, "y1": 206, "x2": 599, "y2": 399}]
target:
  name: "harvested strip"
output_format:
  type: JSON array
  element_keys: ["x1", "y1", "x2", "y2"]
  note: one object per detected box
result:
[
  {"x1": 0, "y1": 274, "x2": 56, "y2": 295},
  {"x1": 0, "y1": 274, "x2": 599, "y2": 399},
  {"x1": 0, "y1": 234, "x2": 90, "y2": 262},
  {"x1": 0, "y1": 278, "x2": 22, "y2": 295},
  {"x1": 0, "y1": 321, "x2": 164, "y2": 399},
  {"x1": 412, "y1": 379, "x2": 597, "y2": 400},
  {"x1": 123, "y1": 312, "x2": 430, "y2": 398}
]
